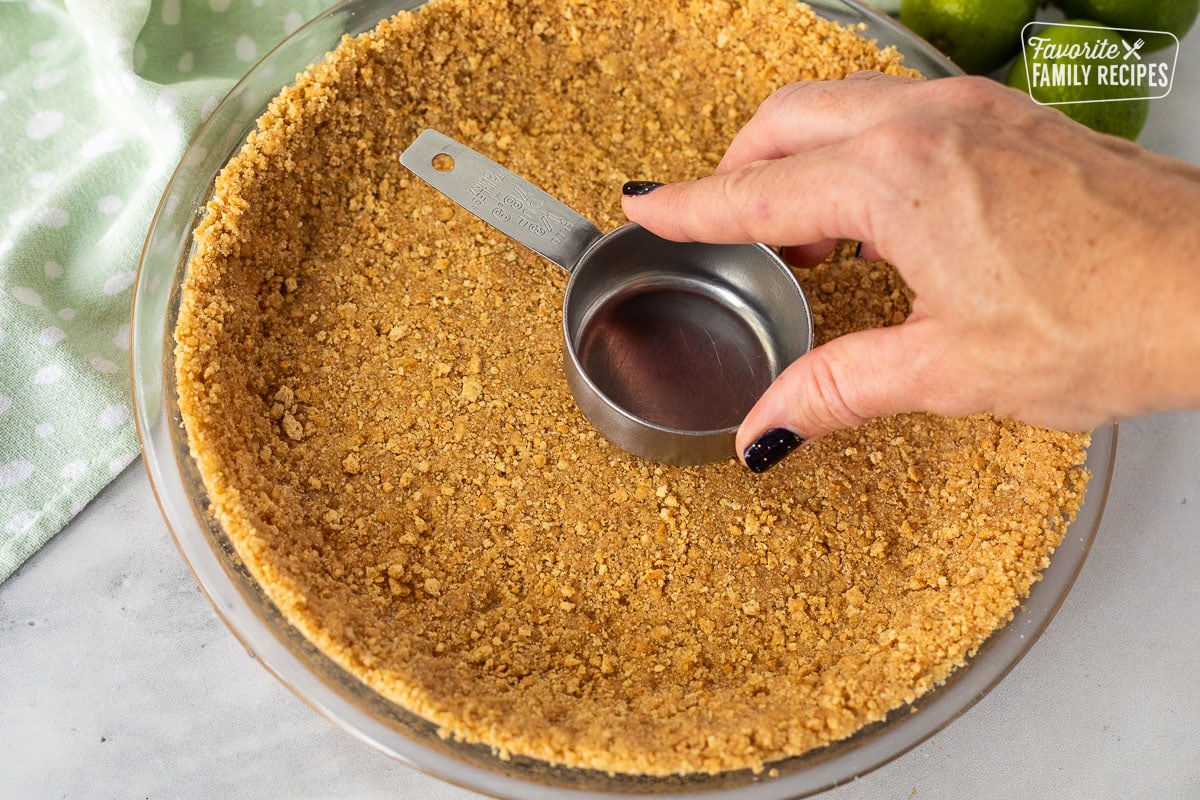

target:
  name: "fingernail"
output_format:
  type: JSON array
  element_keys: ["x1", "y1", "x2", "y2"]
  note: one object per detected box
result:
[
  {"x1": 742, "y1": 428, "x2": 804, "y2": 473},
  {"x1": 854, "y1": 240, "x2": 864, "y2": 258},
  {"x1": 622, "y1": 181, "x2": 664, "y2": 197}
]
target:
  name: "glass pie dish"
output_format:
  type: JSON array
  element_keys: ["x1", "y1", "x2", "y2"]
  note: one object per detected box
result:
[{"x1": 130, "y1": 0, "x2": 1117, "y2": 796}]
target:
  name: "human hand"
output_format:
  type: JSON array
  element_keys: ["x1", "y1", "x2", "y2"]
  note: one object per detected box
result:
[{"x1": 621, "y1": 73, "x2": 1200, "y2": 471}]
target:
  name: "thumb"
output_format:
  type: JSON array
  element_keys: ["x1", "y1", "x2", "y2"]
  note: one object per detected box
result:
[{"x1": 737, "y1": 322, "x2": 940, "y2": 471}]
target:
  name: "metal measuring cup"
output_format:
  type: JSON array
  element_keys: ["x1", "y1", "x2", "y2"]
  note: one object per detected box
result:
[{"x1": 400, "y1": 129, "x2": 813, "y2": 466}]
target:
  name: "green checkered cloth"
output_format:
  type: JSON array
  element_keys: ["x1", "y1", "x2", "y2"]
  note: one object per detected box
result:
[{"x1": 0, "y1": 0, "x2": 333, "y2": 583}]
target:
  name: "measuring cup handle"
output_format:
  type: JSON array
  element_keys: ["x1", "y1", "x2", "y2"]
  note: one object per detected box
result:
[{"x1": 400, "y1": 129, "x2": 603, "y2": 274}]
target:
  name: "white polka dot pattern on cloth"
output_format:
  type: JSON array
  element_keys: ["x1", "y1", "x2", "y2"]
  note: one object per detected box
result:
[
  {"x1": 155, "y1": 87, "x2": 180, "y2": 117},
  {"x1": 33, "y1": 68, "x2": 67, "y2": 91},
  {"x1": 0, "y1": 0, "x2": 336, "y2": 583},
  {"x1": 6, "y1": 511, "x2": 39, "y2": 536},
  {"x1": 35, "y1": 206, "x2": 69, "y2": 228},
  {"x1": 61, "y1": 460, "x2": 88, "y2": 481},
  {"x1": 37, "y1": 327, "x2": 66, "y2": 346},
  {"x1": 29, "y1": 171, "x2": 56, "y2": 189},
  {"x1": 11, "y1": 287, "x2": 43, "y2": 307},
  {"x1": 82, "y1": 129, "x2": 121, "y2": 159},
  {"x1": 25, "y1": 109, "x2": 63, "y2": 139},
  {"x1": 33, "y1": 365, "x2": 64, "y2": 385},
  {"x1": 109, "y1": 453, "x2": 137, "y2": 476},
  {"x1": 97, "y1": 195, "x2": 124, "y2": 215},
  {"x1": 29, "y1": 39, "x2": 62, "y2": 59},
  {"x1": 97, "y1": 404, "x2": 130, "y2": 431},
  {"x1": 162, "y1": 0, "x2": 182, "y2": 27},
  {"x1": 102, "y1": 270, "x2": 136, "y2": 295},
  {"x1": 0, "y1": 461, "x2": 35, "y2": 490},
  {"x1": 112, "y1": 323, "x2": 130, "y2": 351},
  {"x1": 235, "y1": 35, "x2": 257, "y2": 62}
]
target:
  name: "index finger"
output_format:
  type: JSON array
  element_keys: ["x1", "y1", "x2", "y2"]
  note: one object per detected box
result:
[
  {"x1": 714, "y1": 72, "x2": 920, "y2": 175},
  {"x1": 623, "y1": 137, "x2": 878, "y2": 247}
]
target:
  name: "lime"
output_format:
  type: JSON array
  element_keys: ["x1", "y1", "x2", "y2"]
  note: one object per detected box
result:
[
  {"x1": 1007, "y1": 20, "x2": 1150, "y2": 139},
  {"x1": 1056, "y1": 0, "x2": 1199, "y2": 43},
  {"x1": 900, "y1": 0, "x2": 1038, "y2": 74}
]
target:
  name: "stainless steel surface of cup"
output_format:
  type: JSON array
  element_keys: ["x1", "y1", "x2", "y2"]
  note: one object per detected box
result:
[
  {"x1": 400, "y1": 129, "x2": 812, "y2": 465},
  {"x1": 563, "y1": 227, "x2": 812, "y2": 464}
]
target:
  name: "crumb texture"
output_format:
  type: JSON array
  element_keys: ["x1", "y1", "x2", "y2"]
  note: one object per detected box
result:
[{"x1": 174, "y1": 0, "x2": 1090, "y2": 776}]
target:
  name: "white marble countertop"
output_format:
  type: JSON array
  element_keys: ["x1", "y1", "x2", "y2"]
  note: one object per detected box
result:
[{"x1": 5, "y1": 19, "x2": 1200, "y2": 800}]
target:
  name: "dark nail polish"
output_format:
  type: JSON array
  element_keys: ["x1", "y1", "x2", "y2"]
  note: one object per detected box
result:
[
  {"x1": 622, "y1": 181, "x2": 664, "y2": 197},
  {"x1": 854, "y1": 240, "x2": 864, "y2": 258},
  {"x1": 743, "y1": 428, "x2": 804, "y2": 473}
]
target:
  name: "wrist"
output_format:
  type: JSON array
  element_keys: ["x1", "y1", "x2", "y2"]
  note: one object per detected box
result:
[{"x1": 1114, "y1": 239, "x2": 1200, "y2": 419}]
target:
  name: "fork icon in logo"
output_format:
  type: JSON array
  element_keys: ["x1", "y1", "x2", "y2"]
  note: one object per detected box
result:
[{"x1": 1123, "y1": 37, "x2": 1145, "y2": 60}]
